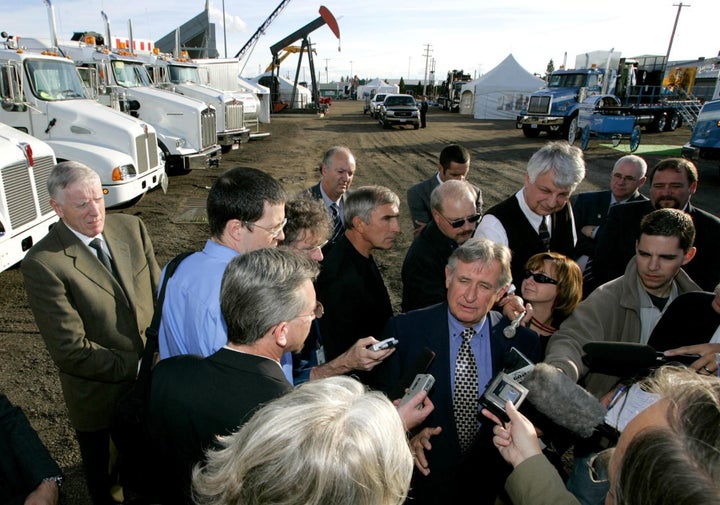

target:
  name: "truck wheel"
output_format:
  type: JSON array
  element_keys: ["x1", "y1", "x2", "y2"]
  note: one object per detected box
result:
[
  {"x1": 665, "y1": 113, "x2": 680, "y2": 131},
  {"x1": 522, "y1": 125, "x2": 540, "y2": 138},
  {"x1": 413, "y1": 123, "x2": 420, "y2": 130},
  {"x1": 650, "y1": 114, "x2": 666, "y2": 133},
  {"x1": 629, "y1": 125, "x2": 641, "y2": 152},
  {"x1": 565, "y1": 116, "x2": 578, "y2": 143}
]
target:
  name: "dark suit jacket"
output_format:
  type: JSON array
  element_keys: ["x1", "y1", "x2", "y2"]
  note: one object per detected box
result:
[
  {"x1": 594, "y1": 201, "x2": 720, "y2": 291},
  {"x1": 21, "y1": 215, "x2": 160, "y2": 432},
  {"x1": 373, "y1": 303, "x2": 541, "y2": 505},
  {"x1": 0, "y1": 392, "x2": 62, "y2": 504},
  {"x1": 149, "y1": 348, "x2": 293, "y2": 504},
  {"x1": 401, "y1": 220, "x2": 457, "y2": 312},
  {"x1": 572, "y1": 190, "x2": 647, "y2": 257},
  {"x1": 648, "y1": 291, "x2": 720, "y2": 351}
]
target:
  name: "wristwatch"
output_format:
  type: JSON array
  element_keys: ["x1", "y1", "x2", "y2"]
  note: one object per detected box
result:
[{"x1": 42, "y1": 475, "x2": 64, "y2": 489}]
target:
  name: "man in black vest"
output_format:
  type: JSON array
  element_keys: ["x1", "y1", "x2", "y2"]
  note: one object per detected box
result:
[{"x1": 473, "y1": 141, "x2": 585, "y2": 296}]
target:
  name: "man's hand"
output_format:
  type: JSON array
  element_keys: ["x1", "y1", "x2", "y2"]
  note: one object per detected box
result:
[
  {"x1": 394, "y1": 389, "x2": 434, "y2": 431},
  {"x1": 24, "y1": 480, "x2": 59, "y2": 505},
  {"x1": 665, "y1": 343, "x2": 720, "y2": 375},
  {"x1": 481, "y1": 402, "x2": 542, "y2": 469},
  {"x1": 409, "y1": 426, "x2": 442, "y2": 475},
  {"x1": 309, "y1": 337, "x2": 394, "y2": 380}
]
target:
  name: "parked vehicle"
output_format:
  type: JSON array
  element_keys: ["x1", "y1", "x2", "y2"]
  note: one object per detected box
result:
[
  {"x1": 143, "y1": 51, "x2": 250, "y2": 152},
  {"x1": 0, "y1": 31, "x2": 166, "y2": 208},
  {"x1": 437, "y1": 69, "x2": 471, "y2": 112},
  {"x1": 575, "y1": 95, "x2": 642, "y2": 152},
  {"x1": 682, "y1": 99, "x2": 720, "y2": 174},
  {"x1": 0, "y1": 123, "x2": 58, "y2": 273},
  {"x1": 517, "y1": 53, "x2": 701, "y2": 142},
  {"x1": 377, "y1": 94, "x2": 420, "y2": 130},
  {"x1": 33, "y1": 38, "x2": 221, "y2": 174},
  {"x1": 368, "y1": 93, "x2": 388, "y2": 118}
]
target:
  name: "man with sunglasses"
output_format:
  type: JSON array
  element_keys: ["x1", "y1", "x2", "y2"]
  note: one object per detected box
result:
[
  {"x1": 572, "y1": 155, "x2": 648, "y2": 297},
  {"x1": 473, "y1": 141, "x2": 585, "y2": 297},
  {"x1": 158, "y1": 167, "x2": 288, "y2": 367},
  {"x1": 401, "y1": 180, "x2": 482, "y2": 312}
]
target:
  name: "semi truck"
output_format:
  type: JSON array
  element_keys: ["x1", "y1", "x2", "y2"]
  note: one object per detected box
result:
[
  {"x1": 24, "y1": 33, "x2": 222, "y2": 174},
  {"x1": 516, "y1": 52, "x2": 701, "y2": 142},
  {"x1": 437, "y1": 70, "x2": 472, "y2": 112},
  {"x1": 682, "y1": 99, "x2": 720, "y2": 174},
  {"x1": 0, "y1": 31, "x2": 166, "y2": 208},
  {"x1": 142, "y1": 51, "x2": 251, "y2": 152},
  {"x1": 0, "y1": 123, "x2": 58, "y2": 273}
]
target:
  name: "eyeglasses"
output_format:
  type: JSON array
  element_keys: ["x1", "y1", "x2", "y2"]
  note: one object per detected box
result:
[
  {"x1": 523, "y1": 270, "x2": 558, "y2": 285},
  {"x1": 294, "y1": 301, "x2": 324, "y2": 321},
  {"x1": 440, "y1": 212, "x2": 482, "y2": 229},
  {"x1": 612, "y1": 172, "x2": 638, "y2": 183},
  {"x1": 588, "y1": 448, "x2": 615, "y2": 483},
  {"x1": 246, "y1": 218, "x2": 288, "y2": 238}
]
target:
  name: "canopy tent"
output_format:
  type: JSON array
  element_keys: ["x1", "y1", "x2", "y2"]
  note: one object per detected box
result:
[
  {"x1": 357, "y1": 78, "x2": 399, "y2": 99},
  {"x1": 459, "y1": 54, "x2": 545, "y2": 119},
  {"x1": 247, "y1": 72, "x2": 312, "y2": 109}
]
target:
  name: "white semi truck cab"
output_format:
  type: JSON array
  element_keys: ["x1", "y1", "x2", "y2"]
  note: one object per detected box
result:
[
  {"x1": 144, "y1": 52, "x2": 251, "y2": 152},
  {"x1": 0, "y1": 123, "x2": 58, "y2": 273},
  {"x1": 25, "y1": 34, "x2": 222, "y2": 174},
  {"x1": 0, "y1": 32, "x2": 166, "y2": 208}
]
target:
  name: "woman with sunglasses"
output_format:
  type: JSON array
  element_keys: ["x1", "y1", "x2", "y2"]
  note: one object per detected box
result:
[{"x1": 521, "y1": 252, "x2": 583, "y2": 356}]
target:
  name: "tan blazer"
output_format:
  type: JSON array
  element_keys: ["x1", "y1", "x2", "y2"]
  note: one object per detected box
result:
[{"x1": 21, "y1": 214, "x2": 160, "y2": 431}]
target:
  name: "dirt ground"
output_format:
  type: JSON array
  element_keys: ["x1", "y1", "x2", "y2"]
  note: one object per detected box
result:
[{"x1": 1, "y1": 100, "x2": 718, "y2": 504}]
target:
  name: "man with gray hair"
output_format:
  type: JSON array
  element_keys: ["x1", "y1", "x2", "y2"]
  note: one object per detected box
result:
[
  {"x1": 572, "y1": 154, "x2": 648, "y2": 296},
  {"x1": 21, "y1": 161, "x2": 160, "y2": 505},
  {"x1": 402, "y1": 179, "x2": 482, "y2": 312},
  {"x1": 149, "y1": 248, "x2": 320, "y2": 505},
  {"x1": 374, "y1": 237, "x2": 541, "y2": 505},
  {"x1": 315, "y1": 185, "x2": 401, "y2": 382},
  {"x1": 473, "y1": 141, "x2": 585, "y2": 295}
]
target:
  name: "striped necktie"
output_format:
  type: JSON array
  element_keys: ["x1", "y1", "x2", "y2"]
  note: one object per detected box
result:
[{"x1": 329, "y1": 202, "x2": 343, "y2": 243}]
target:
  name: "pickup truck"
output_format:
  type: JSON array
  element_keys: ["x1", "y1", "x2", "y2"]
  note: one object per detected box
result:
[
  {"x1": 378, "y1": 94, "x2": 420, "y2": 130},
  {"x1": 365, "y1": 93, "x2": 388, "y2": 118}
]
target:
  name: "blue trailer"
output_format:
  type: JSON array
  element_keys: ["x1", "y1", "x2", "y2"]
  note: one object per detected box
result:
[{"x1": 574, "y1": 95, "x2": 644, "y2": 152}]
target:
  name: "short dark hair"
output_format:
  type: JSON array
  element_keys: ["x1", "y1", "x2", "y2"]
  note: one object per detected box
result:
[
  {"x1": 649, "y1": 158, "x2": 698, "y2": 185},
  {"x1": 439, "y1": 144, "x2": 470, "y2": 171},
  {"x1": 639, "y1": 208, "x2": 695, "y2": 253},
  {"x1": 206, "y1": 167, "x2": 286, "y2": 238}
]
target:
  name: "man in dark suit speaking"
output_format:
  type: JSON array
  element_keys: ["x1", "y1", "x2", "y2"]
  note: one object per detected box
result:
[
  {"x1": 373, "y1": 238, "x2": 541, "y2": 505},
  {"x1": 21, "y1": 161, "x2": 160, "y2": 505}
]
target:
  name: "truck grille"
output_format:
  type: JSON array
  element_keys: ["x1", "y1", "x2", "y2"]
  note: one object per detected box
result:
[
  {"x1": 201, "y1": 108, "x2": 217, "y2": 149},
  {"x1": 528, "y1": 96, "x2": 551, "y2": 115},
  {"x1": 1, "y1": 154, "x2": 55, "y2": 228},
  {"x1": 134, "y1": 131, "x2": 159, "y2": 174},
  {"x1": 225, "y1": 102, "x2": 244, "y2": 130}
]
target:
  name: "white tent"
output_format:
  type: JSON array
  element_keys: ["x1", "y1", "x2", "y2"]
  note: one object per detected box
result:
[
  {"x1": 357, "y1": 78, "x2": 399, "y2": 99},
  {"x1": 238, "y1": 77, "x2": 271, "y2": 124},
  {"x1": 459, "y1": 54, "x2": 545, "y2": 119},
  {"x1": 247, "y1": 72, "x2": 312, "y2": 109}
]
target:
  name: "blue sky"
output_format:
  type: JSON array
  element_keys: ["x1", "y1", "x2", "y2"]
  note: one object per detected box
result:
[{"x1": 2, "y1": 0, "x2": 716, "y2": 83}]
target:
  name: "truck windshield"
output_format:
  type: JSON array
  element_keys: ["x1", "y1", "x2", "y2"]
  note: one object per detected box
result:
[
  {"x1": 24, "y1": 58, "x2": 87, "y2": 101},
  {"x1": 112, "y1": 61, "x2": 152, "y2": 88},
  {"x1": 548, "y1": 73, "x2": 588, "y2": 88},
  {"x1": 168, "y1": 65, "x2": 201, "y2": 84}
]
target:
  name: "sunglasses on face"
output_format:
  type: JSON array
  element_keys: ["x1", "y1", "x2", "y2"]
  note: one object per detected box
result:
[
  {"x1": 523, "y1": 270, "x2": 558, "y2": 285},
  {"x1": 441, "y1": 212, "x2": 482, "y2": 229}
]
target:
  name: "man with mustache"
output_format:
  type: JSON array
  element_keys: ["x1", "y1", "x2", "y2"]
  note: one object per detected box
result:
[
  {"x1": 593, "y1": 157, "x2": 720, "y2": 292},
  {"x1": 473, "y1": 141, "x2": 586, "y2": 297},
  {"x1": 402, "y1": 179, "x2": 482, "y2": 312}
]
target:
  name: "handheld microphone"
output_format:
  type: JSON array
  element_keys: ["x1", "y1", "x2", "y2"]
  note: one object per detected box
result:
[
  {"x1": 503, "y1": 311, "x2": 526, "y2": 339},
  {"x1": 582, "y1": 342, "x2": 700, "y2": 377},
  {"x1": 522, "y1": 363, "x2": 606, "y2": 438}
]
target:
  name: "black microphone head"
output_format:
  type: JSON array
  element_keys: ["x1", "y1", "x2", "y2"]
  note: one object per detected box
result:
[{"x1": 582, "y1": 342, "x2": 658, "y2": 377}]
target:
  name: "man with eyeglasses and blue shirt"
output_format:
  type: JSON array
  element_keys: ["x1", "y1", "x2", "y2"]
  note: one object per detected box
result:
[
  {"x1": 473, "y1": 141, "x2": 586, "y2": 298},
  {"x1": 402, "y1": 180, "x2": 482, "y2": 312},
  {"x1": 158, "y1": 166, "x2": 288, "y2": 363}
]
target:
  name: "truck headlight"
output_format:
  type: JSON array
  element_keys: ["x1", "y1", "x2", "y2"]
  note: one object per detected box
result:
[{"x1": 111, "y1": 164, "x2": 137, "y2": 181}]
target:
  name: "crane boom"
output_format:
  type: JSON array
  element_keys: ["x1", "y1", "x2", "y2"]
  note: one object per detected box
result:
[{"x1": 234, "y1": 0, "x2": 294, "y2": 60}]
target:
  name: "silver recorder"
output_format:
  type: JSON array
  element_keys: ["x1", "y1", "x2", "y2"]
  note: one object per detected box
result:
[{"x1": 480, "y1": 372, "x2": 529, "y2": 423}]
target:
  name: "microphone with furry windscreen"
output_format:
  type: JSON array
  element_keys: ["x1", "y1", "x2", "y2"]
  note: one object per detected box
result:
[{"x1": 522, "y1": 363, "x2": 607, "y2": 438}]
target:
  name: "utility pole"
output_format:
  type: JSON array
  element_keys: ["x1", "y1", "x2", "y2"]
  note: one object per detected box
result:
[
  {"x1": 324, "y1": 58, "x2": 330, "y2": 83},
  {"x1": 221, "y1": 0, "x2": 227, "y2": 58},
  {"x1": 422, "y1": 44, "x2": 432, "y2": 96},
  {"x1": 662, "y1": 2, "x2": 690, "y2": 78}
]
